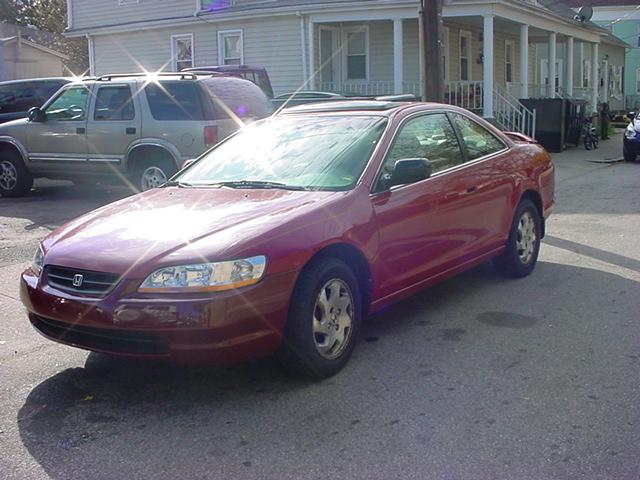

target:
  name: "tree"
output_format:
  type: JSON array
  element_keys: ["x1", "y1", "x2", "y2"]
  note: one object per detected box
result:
[{"x1": 1, "y1": 0, "x2": 89, "y2": 74}]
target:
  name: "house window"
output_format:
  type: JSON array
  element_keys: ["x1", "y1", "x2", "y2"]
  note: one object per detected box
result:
[
  {"x1": 459, "y1": 31, "x2": 471, "y2": 81},
  {"x1": 505, "y1": 40, "x2": 515, "y2": 83},
  {"x1": 344, "y1": 28, "x2": 368, "y2": 80},
  {"x1": 171, "y1": 34, "x2": 194, "y2": 71},
  {"x1": 583, "y1": 59, "x2": 591, "y2": 88},
  {"x1": 218, "y1": 30, "x2": 243, "y2": 65},
  {"x1": 442, "y1": 27, "x2": 450, "y2": 81}
]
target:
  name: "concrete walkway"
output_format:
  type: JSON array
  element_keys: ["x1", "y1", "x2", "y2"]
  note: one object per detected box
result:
[{"x1": 550, "y1": 129, "x2": 624, "y2": 165}]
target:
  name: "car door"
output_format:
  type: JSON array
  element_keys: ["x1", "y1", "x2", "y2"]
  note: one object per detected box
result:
[
  {"x1": 371, "y1": 112, "x2": 498, "y2": 300},
  {"x1": 447, "y1": 112, "x2": 514, "y2": 255},
  {"x1": 86, "y1": 83, "x2": 141, "y2": 173},
  {"x1": 27, "y1": 84, "x2": 90, "y2": 166}
]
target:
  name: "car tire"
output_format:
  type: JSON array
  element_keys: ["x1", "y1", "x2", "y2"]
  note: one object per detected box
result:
[
  {"x1": 494, "y1": 199, "x2": 542, "y2": 278},
  {"x1": 624, "y1": 148, "x2": 636, "y2": 162},
  {"x1": 276, "y1": 257, "x2": 362, "y2": 379},
  {"x1": 135, "y1": 158, "x2": 177, "y2": 192},
  {"x1": 0, "y1": 150, "x2": 33, "y2": 197}
]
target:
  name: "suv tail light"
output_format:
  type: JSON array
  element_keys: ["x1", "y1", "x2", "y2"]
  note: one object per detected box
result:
[{"x1": 204, "y1": 126, "x2": 218, "y2": 146}]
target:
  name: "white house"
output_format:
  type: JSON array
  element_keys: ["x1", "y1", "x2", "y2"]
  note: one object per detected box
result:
[{"x1": 65, "y1": 0, "x2": 626, "y2": 135}]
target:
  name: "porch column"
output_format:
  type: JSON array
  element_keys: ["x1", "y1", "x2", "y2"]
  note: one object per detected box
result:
[
  {"x1": 591, "y1": 42, "x2": 598, "y2": 112},
  {"x1": 566, "y1": 36, "x2": 574, "y2": 97},
  {"x1": 483, "y1": 14, "x2": 494, "y2": 118},
  {"x1": 308, "y1": 21, "x2": 315, "y2": 90},
  {"x1": 393, "y1": 19, "x2": 404, "y2": 94},
  {"x1": 519, "y1": 24, "x2": 529, "y2": 99},
  {"x1": 548, "y1": 32, "x2": 557, "y2": 98}
]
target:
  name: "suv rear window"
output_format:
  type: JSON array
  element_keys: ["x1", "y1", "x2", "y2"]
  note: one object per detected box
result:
[{"x1": 145, "y1": 81, "x2": 207, "y2": 121}]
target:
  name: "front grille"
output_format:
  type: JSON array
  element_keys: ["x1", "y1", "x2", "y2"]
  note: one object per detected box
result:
[
  {"x1": 31, "y1": 315, "x2": 169, "y2": 355},
  {"x1": 45, "y1": 265, "x2": 120, "y2": 296}
]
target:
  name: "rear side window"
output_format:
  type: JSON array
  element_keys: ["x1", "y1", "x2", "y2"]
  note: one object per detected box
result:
[
  {"x1": 145, "y1": 81, "x2": 206, "y2": 121},
  {"x1": 450, "y1": 113, "x2": 506, "y2": 160},
  {"x1": 94, "y1": 86, "x2": 135, "y2": 120},
  {"x1": 0, "y1": 81, "x2": 65, "y2": 114}
]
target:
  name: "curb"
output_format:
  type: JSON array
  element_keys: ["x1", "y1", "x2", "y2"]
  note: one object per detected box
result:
[{"x1": 587, "y1": 156, "x2": 624, "y2": 164}]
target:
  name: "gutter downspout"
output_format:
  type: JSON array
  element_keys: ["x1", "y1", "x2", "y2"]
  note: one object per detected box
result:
[
  {"x1": 86, "y1": 34, "x2": 95, "y2": 76},
  {"x1": 67, "y1": 0, "x2": 73, "y2": 30},
  {"x1": 297, "y1": 11, "x2": 308, "y2": 89}
]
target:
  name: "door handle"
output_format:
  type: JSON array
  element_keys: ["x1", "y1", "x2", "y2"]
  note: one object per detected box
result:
[
  {"x1": 76, "y1": 127, "x2": 85, "y2": 134},
  {"x1": 126, "y1": 127, "x2": 136, "y2": 135},
  {"x1": 465, "y1": 186, "x2": 477, "y2": 194}
]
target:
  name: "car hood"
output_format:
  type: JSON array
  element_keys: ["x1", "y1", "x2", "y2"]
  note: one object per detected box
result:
[
  {"x1": 42, "y1": 186, "x2": 345, "y2": 277},
  {"x1": 0, "y1": 117, "x2": 28, "y2": 133}
]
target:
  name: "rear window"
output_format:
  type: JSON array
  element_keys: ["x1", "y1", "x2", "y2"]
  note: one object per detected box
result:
[
  {"x1": 0, "y1": 80, "x2": 66, "y2": 114},
  {"x1": 144, "y1": 81, "x2": 207, "y2": 121}
]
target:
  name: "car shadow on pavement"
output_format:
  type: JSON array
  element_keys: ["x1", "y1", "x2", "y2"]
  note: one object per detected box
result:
[{"x1": 16, "y1": 261, "x2": 640, "y2": 479}]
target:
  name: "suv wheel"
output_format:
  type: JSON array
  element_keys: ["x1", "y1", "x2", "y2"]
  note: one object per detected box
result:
[
  {"x1": 0, "y1": 151, "x2": 33, "y2": 197},
  {"x1": 136, "y1": 159, "x2": 177, "y2": 192}
]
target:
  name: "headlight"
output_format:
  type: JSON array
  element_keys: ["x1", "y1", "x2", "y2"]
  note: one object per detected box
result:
[
  {"x1": 32, "y1": 245, "x2": 44, "y2": 276},
  {"x1": 625, "y1": 126, "x2": 637, "y2": 139},
  {"x1": 138, "y1": 256, "x2": 266, "y2": 293}
]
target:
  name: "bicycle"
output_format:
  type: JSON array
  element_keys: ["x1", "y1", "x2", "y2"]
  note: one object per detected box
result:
[{"x1": 583, "y1": 116, "x2": 599, "y2": 150}]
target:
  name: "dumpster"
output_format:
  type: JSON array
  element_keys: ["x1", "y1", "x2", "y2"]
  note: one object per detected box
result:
[{"x1": 520, "y1": 98, "x2": 566, "y2": 153}]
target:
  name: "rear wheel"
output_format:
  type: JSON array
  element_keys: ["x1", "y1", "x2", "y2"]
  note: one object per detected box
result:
[
  {"x1": 624, "y1": 148, "x2": 636, "y2": 162},
  {"x1": 0, "y1": 150, "x2": 33, "y2": 197},
  {"x1": 276, "y1": 257, "x2": 362, "y2": 379},
  {"x1": 494, "y1": 199, "x2": 542, "y2": 278},
  {"x1": 134, "y1": 158, "x2": 177, "y2": 192}
]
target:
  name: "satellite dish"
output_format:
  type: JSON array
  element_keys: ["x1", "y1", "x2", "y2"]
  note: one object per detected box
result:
[{"x1": 575, "y1": 5, "x2": 594, "y2": 23}]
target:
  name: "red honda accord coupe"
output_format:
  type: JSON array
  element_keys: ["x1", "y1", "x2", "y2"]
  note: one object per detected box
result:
[{"x1": 20, "y1": 101, "x2": 554, "y2": 378}]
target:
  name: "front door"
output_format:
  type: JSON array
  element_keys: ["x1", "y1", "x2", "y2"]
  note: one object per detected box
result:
[
  {"x1": 86, "y1": 83, "x2": 141, "y2": 175},
  {"x1": 371, "y1": 112, "x2": 479, "y2": 299},
  {"x1": 28, "y1": 85, "x2": 90, "y2": 166},
  {"x1": 319, "y1": 26, "x2": 340, "y2": 88}
]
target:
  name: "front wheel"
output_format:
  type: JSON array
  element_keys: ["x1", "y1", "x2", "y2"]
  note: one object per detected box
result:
[
  {"x1": 624, "y1": 148, "x2": 635, "y2": 162},
  {"x1": 494, "y1": 199, "x2": 542, "y2": 278},
  {"x1": 277, "y1": 257, "x2": 362, "y2": 379},
  {"x1": 0, "y1": 152, "x2": 33, "y2": 197}
]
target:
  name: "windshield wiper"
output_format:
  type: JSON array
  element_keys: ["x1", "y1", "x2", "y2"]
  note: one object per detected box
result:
[
  {"x1": 205, "y1": 180, "x2": 309, "y2": 191},
  {"x1": 162, "y1": 180, "x2": 194, "y2": 188}
]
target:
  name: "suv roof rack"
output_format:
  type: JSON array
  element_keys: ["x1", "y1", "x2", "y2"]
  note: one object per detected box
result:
[{"x1": 94, "y1": 72, "x2": 197, "y2": 81}]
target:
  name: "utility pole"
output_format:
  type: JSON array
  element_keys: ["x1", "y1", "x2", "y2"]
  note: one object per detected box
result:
[{"x1": 420, "y1": 0, "x2": 443, "y2": 102}]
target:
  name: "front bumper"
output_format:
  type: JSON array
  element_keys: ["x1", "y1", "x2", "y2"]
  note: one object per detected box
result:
[{"x1": 20, "y1": 268, "x2": 298, "y2": 363}]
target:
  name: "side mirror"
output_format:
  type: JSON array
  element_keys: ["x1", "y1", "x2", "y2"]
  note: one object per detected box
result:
[
  {"x1": 390, "y1": 158, "x2": 432, "y2": 187},
  {"x1": 181, "y1": 158, "x2": 196, "y2": 170},
  {"x1": 28, "y1": 107, "x2": 46, "y2": 123},
  {"x1": 627, "y1": 112, "x2": 636, "y2": 121}
]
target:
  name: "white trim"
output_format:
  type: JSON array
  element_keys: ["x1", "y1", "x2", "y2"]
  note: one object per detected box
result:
[
  {"x1": 87, "y1": 35, "x2": 95, "y2": 76},
  {"x1": 459, "y1": 30, "x2": 472, "y2": 82},
  {"x1": 308, "y1": 21, "x2": 315, "y2": 89},
  {"x1": 393, "y1": 19, "x2": 403, "y2": 94},
  {"x1": 482, "y1": 15, "x2": 494, "y2": 118},
  {"x1": 299, "y1": 14, "x2": 308, "y2": 88},
  {"x1": 635, "y1": 68, "x2": 640, "y2": 95},
  {"x1": 504, "y1": 39, "x2": 515, "y2": 83},
  {"x1": 217, "y1": 29, "x2": 244, "y2": 65},
  {"x1": 171, "y1": 33, "x2": 194, "y2": 71},
  {"x1": 519, "y1": 24, "x2": 528, "y2": 98},
  {"x1": 66, "y1": 0, "x2": 73, "y2": 29},
  {"x1": 118, "y1": 0, "x2": 139, "y2": 5},
  {"x1": 342, "y1": 25, "x2": 369, "y2": 82},
  {"x1": 566, "y1": 36, "x2": 574, "y2": 97},
  {"x1": 443, "y1": 26, "x2": 450, "y2": 82}
]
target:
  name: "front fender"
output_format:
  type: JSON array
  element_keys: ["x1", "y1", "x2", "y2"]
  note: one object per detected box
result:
[{"x1": 0, "y1": 135, "x2": 29, "y2": 162}]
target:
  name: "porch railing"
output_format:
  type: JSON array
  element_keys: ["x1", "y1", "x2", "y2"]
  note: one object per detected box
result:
[
  {"x1": 444, "y1": 81, "x2": 484, "y2": 112},
  {"x1": 318, "y1": 81, "x2": 394, "y2": 96},
  {"x1": 493, "y1": 86, "x2": 536, "y2": 138}
]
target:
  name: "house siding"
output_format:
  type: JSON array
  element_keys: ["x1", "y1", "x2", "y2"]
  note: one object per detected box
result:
[
  {"x1": 92, "y1": 15, "x2": 304, "y2": 95},
  {"x1": 70, "y1": 0, "x2": 195, "y2": 30}
]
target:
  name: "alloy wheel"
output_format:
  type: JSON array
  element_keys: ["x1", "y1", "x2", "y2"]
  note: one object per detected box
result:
[
  {"x1": 312, "y1": 278, "x2": 354, "y2": 360},
  {"x1": 0, "y1": 160, "x2": 18, "y2": 191},
  {"x1": 516, "y1": 211, "x2": 537, "y2": 264},
  {"x1": 141, "y1": 166, "x2": 168, "y2": 190}
]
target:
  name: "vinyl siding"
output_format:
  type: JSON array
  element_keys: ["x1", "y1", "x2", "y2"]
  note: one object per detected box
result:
[
  {"x1": 92, "y1": 15, "x2": 304, "y2": 95},
  {"x1": 71, "y1": 0, "x2": 195, "y2": 30}
]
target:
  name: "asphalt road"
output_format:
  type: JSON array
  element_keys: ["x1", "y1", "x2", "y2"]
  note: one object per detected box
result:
[{"x1": 1, "y1": 142, "x2": 639, "y2": 480}]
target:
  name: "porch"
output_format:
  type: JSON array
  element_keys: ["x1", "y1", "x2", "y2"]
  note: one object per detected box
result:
[{"x1": 306, "y1": 3, "x2": 605, "y2": 137}]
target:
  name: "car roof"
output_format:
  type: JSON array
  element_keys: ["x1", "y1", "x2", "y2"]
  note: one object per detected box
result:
[
  {"x1": 186, "y1": 65, "x2": 266, "y2": 72},
  {"x1": 281, "y1": 100, "x2": 429, "y2": 115},
  {"x1": 0, "y1": 77, "x2": 71, "y2": 86}
]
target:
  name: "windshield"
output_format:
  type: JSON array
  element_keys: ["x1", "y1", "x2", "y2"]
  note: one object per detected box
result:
[{"x1": 176, "y1": 115, "x2": 387, "y2": 190}]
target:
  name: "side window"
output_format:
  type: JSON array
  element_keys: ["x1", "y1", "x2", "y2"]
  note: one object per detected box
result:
[
  {"x1": 94, "y1": 86, "x2": 135, "y2": 121},
  {"x1": 451, "y1": 114, "x2": 506, "y2": 160},
  {"x1": 145, "y1": 82, "x2": 205, "y2": 121},
  {"x1": 44, "y1": 87, "x2": 90, "y2": 121},
  {"x1": 381, "y1": 113, "x2": 463, "y2": 179}
]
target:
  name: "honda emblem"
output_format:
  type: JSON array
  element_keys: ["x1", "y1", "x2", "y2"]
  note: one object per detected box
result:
[{"x1": 72, "y1": 274, "x2": 84, "y2": 287}]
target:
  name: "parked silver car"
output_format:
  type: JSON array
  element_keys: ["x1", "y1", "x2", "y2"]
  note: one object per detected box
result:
[{"x1": 0, "y1": 73, "x2": 272, "y2": 197}]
